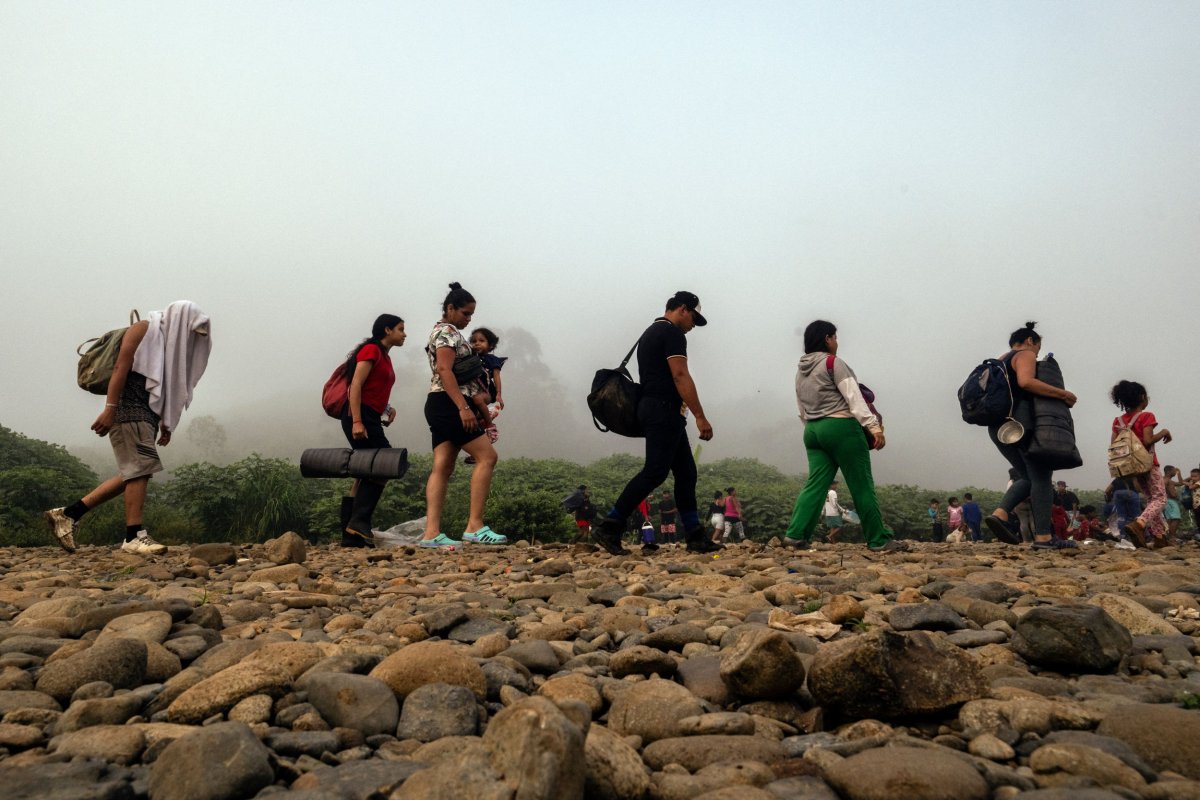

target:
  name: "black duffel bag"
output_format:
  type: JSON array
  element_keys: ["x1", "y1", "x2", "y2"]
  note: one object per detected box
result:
[
  {"x1": 1023, "y1": 354, "x2": 1082, "y2": 471},
  {"x1": 587, "y1": 336, "x2": 644, "y2": 437}
]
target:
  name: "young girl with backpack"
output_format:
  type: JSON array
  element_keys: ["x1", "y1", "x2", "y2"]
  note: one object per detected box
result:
[
  {"x1": 1110, "y1": 380, "x2": 1172, "y2": 548},
  {"x1": 340, "y1": 314, "x2": 406, "y2": 547}
]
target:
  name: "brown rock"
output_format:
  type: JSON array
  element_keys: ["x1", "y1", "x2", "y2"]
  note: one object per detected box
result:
[
  {"x1": 369, "y1": 640, "x2": 486, "y2": 702},
  {"x1": 808, "y1": 630, "x2": 987, "y2": 720}
]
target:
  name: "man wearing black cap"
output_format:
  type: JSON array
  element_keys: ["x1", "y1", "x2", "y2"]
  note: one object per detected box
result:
[{"x1": 594, "y1": 291, "x2": 719, "y2": 555}]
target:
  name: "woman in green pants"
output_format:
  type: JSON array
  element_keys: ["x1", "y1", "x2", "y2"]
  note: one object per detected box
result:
[{"x1": 784, "y1": 320, "x2": 900, "y2": 552}]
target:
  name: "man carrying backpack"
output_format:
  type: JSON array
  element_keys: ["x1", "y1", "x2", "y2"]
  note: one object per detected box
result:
[
  {"x1": 592, "y1": 291, "x2": 717, "y2": 555},
  {"x1": 45, "y1": 301, "x2": 211, "y2": 555}
]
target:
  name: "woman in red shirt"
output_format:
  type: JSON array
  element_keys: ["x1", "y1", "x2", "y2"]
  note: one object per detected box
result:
[
  {"x1": 341, "y1": 314, "x2": 406, "y2": 547},
  {"x1": 1110, "y1": 380, "x2": 1172, "y2": 548}
]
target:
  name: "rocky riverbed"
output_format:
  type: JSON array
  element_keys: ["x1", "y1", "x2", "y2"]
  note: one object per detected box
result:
[{"x1": 2, "y1": 534, "x2": 1200, "y2": 800}]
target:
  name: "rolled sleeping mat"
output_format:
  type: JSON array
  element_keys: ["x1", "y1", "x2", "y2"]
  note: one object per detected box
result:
[
  {"x1": 300, "y1": 448, "x2": 352, "y2": 478},
  {"x1": 348, "y1": 447, "x2": 409, "y2": 480},
  {"x1": 300, "y1": 448, "x2": 409, "y2": 480}
]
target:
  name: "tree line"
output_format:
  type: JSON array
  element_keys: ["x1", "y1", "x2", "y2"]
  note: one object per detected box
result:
[{"x1": 1, "y1": 423, "x2": 1138, "y2": 547}]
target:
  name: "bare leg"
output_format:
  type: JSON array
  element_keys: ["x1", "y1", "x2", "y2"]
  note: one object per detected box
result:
[
  {"x1": 422, "y1": 443, "x2": 458, "y2": 539},
  {"x1": 83, "y1": 475, "x2": 127, "y2": 509},
  {"x1": 122, "y1": 477, "x2": 149, "y2": 527},
  {"x1": 460, "y1": 436, "x2": 498, "y2": 533}
]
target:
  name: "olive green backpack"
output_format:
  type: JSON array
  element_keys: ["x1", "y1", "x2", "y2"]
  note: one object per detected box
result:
[{"x1": 77, "y1": 310, "x2": 140, "y2": 395}]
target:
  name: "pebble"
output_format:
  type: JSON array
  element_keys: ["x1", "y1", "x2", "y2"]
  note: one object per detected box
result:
[{"x1": 0, "y1": 539, "x2": 1197, "y2": 800}]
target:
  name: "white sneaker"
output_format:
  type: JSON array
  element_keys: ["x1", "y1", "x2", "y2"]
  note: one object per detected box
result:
[
  {"x1": 43, "y1": 508, "x2": 77, "y2": 553},
  {"x1": 1114, "y1": 538, "x2": 1136, "y2": 551},
  {"x1": 121, "y1": 531, "x2": 166, "y2": 555}
]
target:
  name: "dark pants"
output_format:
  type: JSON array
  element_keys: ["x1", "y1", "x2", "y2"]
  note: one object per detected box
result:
[
  {"x1": 612, "y1": 398, "x2": 696, "y2": 527},
  {"x1": 931, "y1": 522, "x2": 945, "y2": 543},
  {"x1": 1113, "y1": 489, "x2": 1143, "y2": 534},
  {"x1": 989, "y1": 426, "x2": 1052, "y2": 536},
  {"x1": 341, "y1": 406, "x2": 391, "y2": 449}
]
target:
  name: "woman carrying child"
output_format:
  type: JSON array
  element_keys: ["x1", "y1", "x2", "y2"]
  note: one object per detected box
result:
[
  {"x1": 420, "y1": 283, "x2": 508, "y2": 549},
  {"x1": 1110, "y1": 380, "x2": 1172, "y2": 548}
]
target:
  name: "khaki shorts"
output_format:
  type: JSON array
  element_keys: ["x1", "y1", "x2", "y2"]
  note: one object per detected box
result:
[{"x1": 109, "y1": 421, "x2": 164, "y2": 481}]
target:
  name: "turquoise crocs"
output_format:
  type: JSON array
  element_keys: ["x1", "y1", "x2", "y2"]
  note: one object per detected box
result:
[
  {"x1": 462, "y1": 526, "x2": 508, "y2": 545},
  {"x1": 418, "y1": 534, "x2": 460, "y2": 550}
]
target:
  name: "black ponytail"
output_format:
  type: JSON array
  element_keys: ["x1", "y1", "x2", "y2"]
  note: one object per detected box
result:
[
  {"x1": 442, "y1": 282, "x2": 476, "y2": 313},
  {"x1": 1008, "y1": 321, "x2": 1041, "y2": 347},
  {"x1": 343, "y1": 313, "x2": 403, "y2": 380}
]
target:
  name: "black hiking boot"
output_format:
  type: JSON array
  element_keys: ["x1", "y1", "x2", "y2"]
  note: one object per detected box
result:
[
  {"x1": 344, "y1": 482, "x2": 383, "y2": 549},
  {"x1": 594, "y1": 517, "x2": 630, "y2": 556},
  {"x1": 685, "y1": 526, "x2": 721, "y2": 554}
]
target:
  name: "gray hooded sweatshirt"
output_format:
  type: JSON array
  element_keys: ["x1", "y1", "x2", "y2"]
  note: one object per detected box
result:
[{"x1": 795, "y1": 352, "x2": 880, "y2": 430}]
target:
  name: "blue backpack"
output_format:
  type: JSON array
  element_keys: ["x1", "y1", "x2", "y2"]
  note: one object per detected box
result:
[{"x1": 958, "y1": 353, "x2": 1014, "y2": 426}]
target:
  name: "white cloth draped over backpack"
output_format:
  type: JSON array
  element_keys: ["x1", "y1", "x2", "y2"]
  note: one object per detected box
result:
[{"x1": 131, "y1": 300, "x2": 211, "y2": 432}]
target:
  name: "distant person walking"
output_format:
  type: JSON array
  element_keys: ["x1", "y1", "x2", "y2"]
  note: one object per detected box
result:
[
  {"x1": 339, "y1": 314, "x2": 407, "y2": 547},
  {"x1": 659, "y1": 490, "x2": 678, "y2": 545},
  {"x1": 592, "y1": 291, "x2": 718, "y2": 555},
  {"x1": 709, "y1": 490, "x2": 725, "y2": 544},
  {"x1": 981, "y1": 322, "x2": 1078, "y2": 550},
  {"x1": 569, "y1": 486, "x2": 595, "y2": 543},
  {"x1": 928, "y1": 499, "x2": 944, "y2": 543},
  {"x1": 823, "y1": 481, "x2": 849, "y2": 543},
  {"x1": 45, "y1": 301, "x2": 211, "y2": 555},
  {"x1": 722, "y1": 487, "x2": 745, "y2": 542},
  {"x1": 783, "y1": 320, "x2": 897, "y2": 552},
  {"x1": 1110, "y1": 379, "x2": 1171, "y2": 548},
  {"x1": 946, "y1": 497, "x2": 964, "y2": 539},
  {"x1": 420, "y1": 283, "x2": 508, "y2": 549},
  {"x1": 961, "y1": 493, "x2": 983, "y2": 542}
]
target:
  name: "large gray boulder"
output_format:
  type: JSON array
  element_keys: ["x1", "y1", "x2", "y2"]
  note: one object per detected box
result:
[
  {"x1": 148, "y1": 722, "x2": 274, "y2": 800},
  {"x1": 808, "y1": 630, "x2": 988, "y2": 719},
  {"x1": 1012, "y1": 605, "x2": 1132, "y2": 673}
]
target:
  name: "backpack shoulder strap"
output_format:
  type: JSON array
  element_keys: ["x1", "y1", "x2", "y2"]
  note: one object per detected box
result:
[
  {"x1": 620, "y1": 319, "x2": 670, "y2": 369},
  {"x1": 618, "y1": 336, "x2": 641, "y2": 369}
]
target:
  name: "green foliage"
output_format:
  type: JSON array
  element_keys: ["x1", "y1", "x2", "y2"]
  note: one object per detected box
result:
[
  {"x1": 0, "y1": 420, "x2": 1157, "y2": 547},
  {"x1": 162, "y1": 455, "x2": 317, "y2": 542},
  {"x1": 1180, "y1": 692, "x2": 1200, "y2": 710},
  {"x1": 0, "y1": 424, "x2": 98, "y2": 546}
]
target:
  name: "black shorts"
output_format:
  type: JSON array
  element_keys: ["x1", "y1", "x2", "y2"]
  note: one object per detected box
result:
[
  {"x1": 424, "y1": 391, "x2": 484, "y2": 450},
  {"x1": 342, "y1": 406, "x2": 391, "y2": 449}
]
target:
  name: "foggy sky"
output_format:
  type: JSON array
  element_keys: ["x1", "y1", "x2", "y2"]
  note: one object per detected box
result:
[{"x1": 2, "y1": 2, "x2": 1197, "y2": 491}]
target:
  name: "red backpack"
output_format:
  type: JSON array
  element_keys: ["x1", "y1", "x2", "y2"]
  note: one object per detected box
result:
[{"x1": 322, "y1": 362, "x2": 349, "y2": 419}]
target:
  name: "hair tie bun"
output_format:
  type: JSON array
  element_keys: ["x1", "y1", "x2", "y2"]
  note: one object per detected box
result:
[
  {"x1": 1025, "y1": 321, "x2": 1037, "y2": 329},
  {"x1": 449, "y1": 282, "x2": 461, "y2": 290}
]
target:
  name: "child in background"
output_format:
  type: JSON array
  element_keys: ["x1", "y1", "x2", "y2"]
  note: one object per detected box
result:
[
  {"x1": 710, "y1": 490, "x2": 726, "y2": 544},
  {"x1": 1163, "y1": 466, "x2": 1183, "y2": 541},
  {"x1": 1075, "y1": 505, "x2": 1108, "y2": 543},
  {"x1": 946, "y1": 497, "x2": 963, "y2": 539},
  {"x1": 1051, "y1": 496, "x2": 1070, "y2": 540},
  {"x1": 928, "y1": 499, "x2": 944, "y2": 542},
  {"x1": 1105, "y1": 476, "x2": 1143, "y2": 550}
]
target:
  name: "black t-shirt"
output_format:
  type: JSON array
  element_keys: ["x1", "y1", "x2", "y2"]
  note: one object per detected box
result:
[
  {"x1": 637, "y1": 318, "x2": 687, "y2": 404},
  {"x1": 1055, "y1": 490, "x2": 1079, "y2": 510}
]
